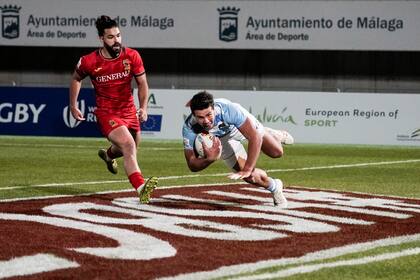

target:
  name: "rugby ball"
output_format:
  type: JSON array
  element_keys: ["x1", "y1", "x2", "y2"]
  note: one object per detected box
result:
[{"x1": 194, "y1": 132, "x2": 221, "y2": 159}]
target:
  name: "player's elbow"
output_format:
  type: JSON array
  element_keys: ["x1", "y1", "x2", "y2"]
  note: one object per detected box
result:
[
  {"x1": 187, "y1": 164, "x2": 201, "y2": 172},
  {"x1": 186, "y1": 160, "x2": 200, "y2": 172}
]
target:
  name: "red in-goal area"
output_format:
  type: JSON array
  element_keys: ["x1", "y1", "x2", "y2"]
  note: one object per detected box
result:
[{"x1": 0, "y1": 184, "x2": 419, "y2": 279}]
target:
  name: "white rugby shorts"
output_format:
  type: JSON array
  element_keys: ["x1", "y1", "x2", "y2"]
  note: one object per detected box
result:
[{"x1": 220, "y1": 113, "x2": 264, "y2": 169}]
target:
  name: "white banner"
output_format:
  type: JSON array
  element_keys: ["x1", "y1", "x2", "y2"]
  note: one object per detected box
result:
[
  {"x1": 1, "y1": 0, "x2": 420, "y2": 50},
  {"x1": 142, "y1": 89, "x2": 420, "y2": 146}
]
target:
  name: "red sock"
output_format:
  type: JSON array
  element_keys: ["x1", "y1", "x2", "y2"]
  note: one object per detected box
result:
[
  {"x1": 128, "y1": 172, "x2": 145, "y2": 190},
  {"x1": 107, "y1": 147, "x2": 116, "y2": 159}
]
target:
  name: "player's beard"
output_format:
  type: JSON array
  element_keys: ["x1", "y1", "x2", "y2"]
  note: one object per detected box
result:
[
  {"x1": 104, "y1": 42, "x2": 121, "y2": 58},
  {"x1": 201, "y1": 122, "x2": 213, "y2": 131}
]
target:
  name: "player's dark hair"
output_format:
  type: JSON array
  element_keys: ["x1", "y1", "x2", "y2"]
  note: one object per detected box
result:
[
  {"x1": 190, "y1": 91, "x2": 214, "y2": 113},
  {"x1": 95, "y1": 15, "x2": 118, "y2": 36}
]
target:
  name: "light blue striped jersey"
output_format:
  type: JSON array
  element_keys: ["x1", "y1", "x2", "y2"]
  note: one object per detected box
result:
[{"x1": 182, "y1": 98, "x2": 247, "y2": 150}]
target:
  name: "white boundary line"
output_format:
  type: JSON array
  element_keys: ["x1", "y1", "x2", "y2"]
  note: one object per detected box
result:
[
  {"x1": 158, "y1": 234, "x2": 420, "y2": 280},
  {"x1": 1, "y1": 159, "x2": 419, "y2": 192},
  {"x1": 272, "y1": 159, "x2": 420, "y2": 172},
  {"x1": 0, "y1": 182, "x2": 242, "y2": 203},
  {"x1": 0, "y1": 142, "x2": 180, "y2": 150},
  {"x1": 0, "y1": 254, "x2": 79, "y2": 278},
  {"x1": 234, "y1": 247, "x2": 420, "y2": 280}
]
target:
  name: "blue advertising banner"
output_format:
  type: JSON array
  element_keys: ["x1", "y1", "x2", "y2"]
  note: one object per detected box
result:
[
  {"x1": 2, "y1": 87, "x2": 418, "y2": 145},
  {"x1": 0, "y1": 86, "x2": 101, "y2": 137},
  {"x1": 0, "y1": 87, "x2": 162, "y2": 137}
]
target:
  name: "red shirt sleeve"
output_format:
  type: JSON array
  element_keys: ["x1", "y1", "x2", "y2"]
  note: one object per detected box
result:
[
  {"x1": 131, "y1": 50, "x2": 145, "y2": 77},
  {"x1": 75, "y1": 56, "x2": 90, "y2": 79}
]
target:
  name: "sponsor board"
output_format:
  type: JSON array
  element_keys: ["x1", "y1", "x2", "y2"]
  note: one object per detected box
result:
[
  {"x1": 1, "y1": 1, "x2": 420, "y2": 50},
  {"x1": 1, "y1": 87, "x2": 419, "y2": 146},
  {"x1": 396, "y1": 127, "x2": 420, "y2": 143},
  {"x1": 1, "y1": 184, "x2": 420, "y2": 279},
  {"x1": 0, "y1": 87, "x2": 163, "y2": 137}
]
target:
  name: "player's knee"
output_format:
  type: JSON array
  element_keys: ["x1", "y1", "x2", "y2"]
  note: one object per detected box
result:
[
  {"x1": 267, "y1": 147, "x2": 284, "y2": 158},
  {"x1": 119, "y1": 137, "x2": 136, "y2": 153}
]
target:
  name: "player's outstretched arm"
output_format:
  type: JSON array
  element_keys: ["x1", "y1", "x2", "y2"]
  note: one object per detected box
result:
[
  {"x1": 184, "y1": 149, "x2": 213, "y2": 172},
  {"x1": 238, "y1": 117, "x2": 262, "y2": 173},
  {"x1": 229, "y1": 117, "x2": 262, "y2": 180},
  {"x1": 135, "y1": 74, "x2": 149, "y2": 122}
]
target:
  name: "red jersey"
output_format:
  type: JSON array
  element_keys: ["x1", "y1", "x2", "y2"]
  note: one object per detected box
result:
[{"x1": 75, "y1": 47, "x2": 145, "y2": 113}]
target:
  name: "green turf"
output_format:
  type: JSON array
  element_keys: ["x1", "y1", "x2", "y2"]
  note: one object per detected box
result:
[
  {"x1": 0, "y1": 136, "x2": 419, "y2": 280},
  {"x1": 221, "y1": 241, "x2": 420, "y2": 280},
  {"x1": 1, "y1": 136, "x2": 419, "y2": 199}
]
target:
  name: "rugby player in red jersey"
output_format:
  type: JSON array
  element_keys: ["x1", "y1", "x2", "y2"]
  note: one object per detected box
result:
[{"x1": 69, "y1": 15, "x2": 157, "y2": 203}]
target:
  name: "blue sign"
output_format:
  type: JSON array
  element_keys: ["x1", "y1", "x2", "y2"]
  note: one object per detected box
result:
[
  {"x1": 0, "y1": 87, "x2": 93, "y2": 137},
  {"x1": 0, "y1": 87, "x2": 163, "y2": 137},
  {"x1": 141, "y1": 114, "x2": 162, "y2": 132}
]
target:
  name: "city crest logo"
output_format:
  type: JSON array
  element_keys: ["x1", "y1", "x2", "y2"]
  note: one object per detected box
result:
[
  {"x1": 1, "y1": 5, "x2": 21, "y2": 39},
  {"x1": 217, "y1": 6, "x2": 240, "y2": 42}
]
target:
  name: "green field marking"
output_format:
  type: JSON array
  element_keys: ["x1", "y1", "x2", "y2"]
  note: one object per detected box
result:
[{"x1": 1, "y1": 158, "x2": 419, "y2": 192}]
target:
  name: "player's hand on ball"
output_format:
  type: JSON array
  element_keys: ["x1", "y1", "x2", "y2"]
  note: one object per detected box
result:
[{"x1": 203, "y1": 136, "x2": 221, "y2": 161}]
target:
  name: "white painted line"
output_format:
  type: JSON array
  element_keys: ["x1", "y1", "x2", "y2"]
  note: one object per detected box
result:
[
  {"x1": 4, "y1": 179, "x2": 129, "y2": 189},
  {"x1": 158, "y1": 234, "x2": 420, "y2": 280},
  {"x1": 0, "y1": 142, "x2": 180, "y2": 150},
  {"x1": 0, "y1": 182, "x2": 243, "y2": 203},
  {"x1": 0, "y1": 253, "x2": 79, "y2": 278},
  {"x1": 235, "y1": 247, "x2": 420, "y2": 280},
  {"x1": 1, "y1": 159, "x2": 419, "y2": 191},
  {"x1": 267, "y1": 159, "x2": 420, "y2": 173}
]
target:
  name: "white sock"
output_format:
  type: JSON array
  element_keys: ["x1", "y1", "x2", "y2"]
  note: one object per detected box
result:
[
  {"x1": 267, "y1": 177, "x2": 278, "y2": 193},
  {"x1": 137, "y1": 183, "x2": 145, "y2": 193}
]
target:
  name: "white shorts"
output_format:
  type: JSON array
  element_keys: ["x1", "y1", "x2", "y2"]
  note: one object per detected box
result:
[{"x1": 220, "y1": 114, "x2": 265, "y2": 169}]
